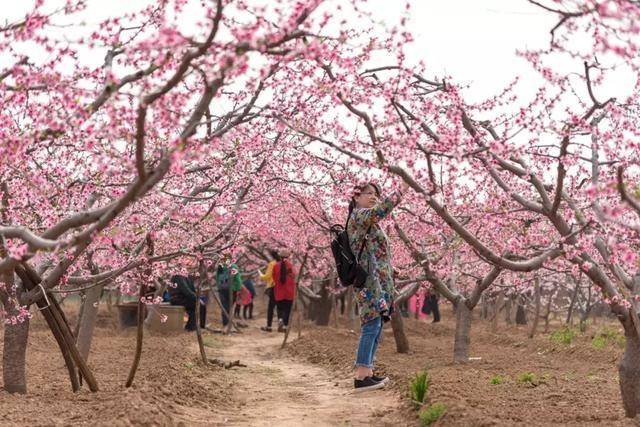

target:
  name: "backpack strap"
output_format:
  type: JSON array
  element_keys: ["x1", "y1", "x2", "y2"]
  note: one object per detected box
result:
[
  {"x1": 356, "y1": 224, "x2": 372, "y2": 262},
  {"x1": 346, "y1": 209, "x2": 372, "y2": 262}
]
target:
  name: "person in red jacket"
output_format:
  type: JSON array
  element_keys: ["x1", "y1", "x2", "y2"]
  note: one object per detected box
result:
[{"x1": 272, "y1": 249, "x2": 296, "y2": 332}]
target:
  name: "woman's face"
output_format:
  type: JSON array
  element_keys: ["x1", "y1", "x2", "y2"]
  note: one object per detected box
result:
[{"x1": 355, "y1": 185, "x2": 379, "y2": 209}]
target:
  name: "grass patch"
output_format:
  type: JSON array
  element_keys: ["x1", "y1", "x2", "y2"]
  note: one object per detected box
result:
[
  {"x1": 410, "y1": 370, "x2": 431, "y2": 405},
  {"x1": 592, "y1": 327, "x2": 625, "y2": 349},
  {"x1": 490, "y1": 375, "x2": 504, "y2": 385},
  {"x1": 516, "y1": 372, "x2": 539, "y2": 386},
  {"x1": 419, "y1": 403, "x2": 447, "y2": 426},
  {"x1": 550, "y1": 327, "x2": 577, "y2": 345}
]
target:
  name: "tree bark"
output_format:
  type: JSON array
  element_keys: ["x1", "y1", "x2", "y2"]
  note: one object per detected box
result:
[
  {"x1": 515, "y1": 295, "x2": 527, "y2": 325},
  {"x1": 125, "y1": 283, "x2": 145, "y2": 387},
  {"x1": 543, "y1": 293, "x2": 553, "y2": 333},
  {"x1": 390, "y1": 282, "x2": 420, "y2": 353},
  {"x1": 453, "y1": 302, "x2": 472, "y2": 363},
  {"x1": 125, "y1": 238, "x2": 153, "y2": 387},
  {"x1": 619, "y1": 315, "x2": 640, "y2": 418},
  {"x1": 312, "y1": 279, "x2": 333, "y2": 326},
  {"x1": 580, "y1": 282, "x2": 593, "y2": 331},
  {"x1": 491, "y1": 292, "x2": 503, "y2": 332},
  {"x1": 0, "y1": 277, "x2": 29, "y2": 394},
  {"x1": 528, "y1": 278, "x2": 541, "y2": 339},
  {"x1": 195, "y1": 262, "x2": 208, "y2": 365},
  {"x1": 566, "y1": 275, "x2": 580, "y2": 325},
  {"x1": 505, "y1": 295, "x2": 513, "y2": 325},
  {"x1": 390, "y1": 310, "x2": 410, "y2": 353},
  {"x1": 480, "y1": 295, "x2": 489, "y2": 320}
]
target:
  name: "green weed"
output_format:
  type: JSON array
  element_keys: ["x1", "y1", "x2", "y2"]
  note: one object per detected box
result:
[
  {"x1": 419, "y1": 403, "x2": 447, "y2": 426},
  {"x1": 490, "y1": 375, "x2": 504, "y2": 385},
  {"x1": 517, "y1": 372, "x2": 538, "y2": 386},
  {"x1": 592, "y1": 327, "x2": 625, "y2": 349},
  {"x1": 550, "y1": 327, "x2": 577, "y2": 345},
  {"x1": 410, "y1": 370, "x2": 431, "y2": 404}
]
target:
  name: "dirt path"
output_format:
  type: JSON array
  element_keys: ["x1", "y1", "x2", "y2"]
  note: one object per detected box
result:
[{"x1": 205, "y1": 326, "x2": 402, "y2": 426}]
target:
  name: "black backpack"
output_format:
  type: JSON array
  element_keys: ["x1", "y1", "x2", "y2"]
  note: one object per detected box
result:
[{"x1": 330, "y1": 218, "x2": 372, "y2": 288}]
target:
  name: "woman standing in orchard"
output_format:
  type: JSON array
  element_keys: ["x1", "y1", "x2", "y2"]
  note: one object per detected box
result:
[
  {"x1": 348, "y1": 181, "x2": 408, "y2": 392},
  {"x1": 272, "y1": 249, "x2": 296, "y2": 333}
]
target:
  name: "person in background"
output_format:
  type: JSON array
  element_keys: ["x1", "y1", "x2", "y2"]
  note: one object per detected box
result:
[
  {"x1": 242, "y1": 277, "x2": 256, "y2": 320},
  {"x1": 272, "y1": 249, "x2": 296, "y2": 333},
  {"x1": 216, "y1": 254, "x2": 242, "y2": 327},
  {"x1": 259, "y1": 250, "x2": 281, "y2": 332},
  {"x1": 168, "y1": 274, "x2": 206, "y2": 331},
  {"x1": 422, "y1": 288, "x2": 441, "y2": 323}
]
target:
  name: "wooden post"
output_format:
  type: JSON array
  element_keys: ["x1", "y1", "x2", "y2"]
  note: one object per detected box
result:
[{"x1": 16, "y1": 264, "x2": 98, "y2": 392}]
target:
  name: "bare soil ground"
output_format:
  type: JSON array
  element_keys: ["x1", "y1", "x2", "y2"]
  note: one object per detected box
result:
[
  {"x1": 0, "y1": 301, "x2": 402, "y2": 426},
  {"x1": 205, "y1": 327, "x2": 403, "y2": 426},
  {"x1": 0, "y1": 307, "x2": 235, "y2": 426},
  {"x1": 0, "y1": 299, "x2": 635, "y2": 426},
  {"x1": 289, "y1": 309, "x2": 635, "y2": 426}
]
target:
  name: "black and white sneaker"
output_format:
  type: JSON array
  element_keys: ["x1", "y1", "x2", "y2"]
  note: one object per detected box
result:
[
  {"x1": 354, "y1": 376, "x2": 385, "y2": 392},
  {"x1": 371, "y1": 374, "x2": 389, "y2": 384}
]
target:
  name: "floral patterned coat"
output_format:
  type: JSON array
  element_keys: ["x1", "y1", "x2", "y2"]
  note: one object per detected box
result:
[{"x1": 347, "y1": 192, "x2": 402, "y2": 324}]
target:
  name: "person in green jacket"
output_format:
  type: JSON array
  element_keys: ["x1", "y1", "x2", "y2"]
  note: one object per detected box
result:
[{"x1": 216, "y1": 253, "x2": 242, "y2": 327}]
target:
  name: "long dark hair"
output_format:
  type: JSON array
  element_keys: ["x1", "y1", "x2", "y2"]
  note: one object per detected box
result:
[
  {"x1": 269, "y1": 249, "x2": 281, "y2": 262},
  {"x1": 279, "y1": 256, "x2": 289, "y2": 284},
  {"x1": 348, "y1": 182, "x2": 381, "y2": 215}
]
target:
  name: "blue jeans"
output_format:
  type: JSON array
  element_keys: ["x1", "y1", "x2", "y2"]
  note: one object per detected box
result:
[{"x1": 355, "y1": 317, "x2": 383, "y2": 368}]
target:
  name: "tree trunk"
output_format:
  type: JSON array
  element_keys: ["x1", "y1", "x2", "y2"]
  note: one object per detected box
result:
[
  {"x1": 0, "y1": 280, "x2": 29, "y2": 394},
  {"x1": 480, "y1": 295, "x2": 488, "y2": 320},
  {"x1": 491, "y1": 292, "x2": 503, "y2": 332},
  {"x1": 2, "y1": 316, "x2": 29, "y2": 394},
  {"x1": 125, "y1": 282, "x2": 146, "y2": 387},
  {"x1": 453, "y1": 302, "x2": 472, "y2": 363},
  {"x1": 515, "y1": 295, "x2": 527, "y2": 325},
  {"x1": 505, "y1": 295, "x2": 513, "y2": 325},
  {"x1": 195, "y1": 262, "x2": 208, "y2": 365},
  {"x1": 528, "y1": 279, "x2": 541, "y2": 339},
  {"x1": 618, "y1": 315, "x2": 640, "y2": 418},
  {"x1": 580, "y1": 282, "x2": 593, "y2": 332},
  {"x1": 543, "y1": 294, "x2": 553, "y2": 333},
  {"x1": 312, "y1": 280, "x2": 333, "y2": 326},
  {"x1": 390, "y1": 311, "x2": 410, "y2": 353},
  {"x1": 566, "y1": 276, "x2": 580, "y2": 325}
]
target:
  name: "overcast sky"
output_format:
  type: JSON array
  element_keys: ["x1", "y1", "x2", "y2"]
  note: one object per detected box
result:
[{"x1": 3, "y1": 1, "x2": 633, "y2": 105}]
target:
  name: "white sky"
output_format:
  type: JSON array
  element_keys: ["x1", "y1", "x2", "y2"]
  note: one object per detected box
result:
[{"x1": 3, "y1": 1, "x2": 634, "y2": 106}]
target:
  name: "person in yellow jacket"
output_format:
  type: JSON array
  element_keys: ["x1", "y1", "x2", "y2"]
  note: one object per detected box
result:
[{"x1": 260, "y1": 250, "x2": 281, "y2": 332}]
